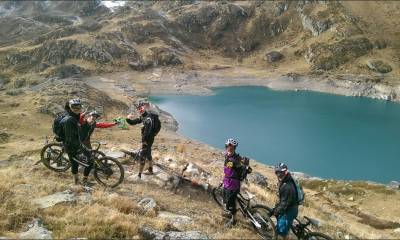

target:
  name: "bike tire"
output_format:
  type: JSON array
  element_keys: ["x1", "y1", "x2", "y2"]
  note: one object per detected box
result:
[
  {"x1": 212, "y1": 183, "x2": 224, "y2": 208},
  {"x1": 305, "y1": 232, "x2": 333, "y2": 240},
  {"x1": 93, "y1": 156, "x2": 124, "y2": 188},
  {"x1": 40, "y1": 142, "x2": 70, "y2": 172},
  {"x1": 251, "y1": 204, "x2": 277, "y2": 240}
]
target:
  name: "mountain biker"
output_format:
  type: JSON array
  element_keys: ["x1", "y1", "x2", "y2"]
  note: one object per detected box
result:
[
  {"x1": 223, "y1": 138, "x2": 250, "y2": 228},
  {"x1": 126, "y1": 101, "x2": 161, "y2": 179},
  {"x1": 79, "y1": 110, "x2": 117, "y2": 149},
  {"x1": 62, "y1": 99, "x2": 93, "y2": 185},
  {"x1": 270, "y1": 163, "x2": 299, "y2": 240}
]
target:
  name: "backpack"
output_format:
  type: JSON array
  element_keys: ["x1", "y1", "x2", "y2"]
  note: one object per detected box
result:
[
  {"x1": 150, "y1": 113, "x2": 161, "y2": 136},
  {"x1": 52, "y1": 111, "x2": 68, "y2": 140},
  {"x1": 291, "y1": 176, "x2": 305, "y2": 205}
]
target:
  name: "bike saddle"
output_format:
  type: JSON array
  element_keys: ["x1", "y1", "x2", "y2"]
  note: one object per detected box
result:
[{"x1": 304, "y1": 216, "x2": 321, "y2": 228}]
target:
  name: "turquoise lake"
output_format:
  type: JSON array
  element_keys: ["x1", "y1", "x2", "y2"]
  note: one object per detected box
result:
[{"x1": 151, "y1": 86, "x2": 400, "y2": 183}]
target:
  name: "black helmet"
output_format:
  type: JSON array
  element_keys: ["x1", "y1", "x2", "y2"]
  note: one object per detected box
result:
[
  {"x1": 274, "y1": 162, "x2": 288, "y2": 173},
  {"x1": 88, "y1": 110, "x2": 101, "y2": 118}
]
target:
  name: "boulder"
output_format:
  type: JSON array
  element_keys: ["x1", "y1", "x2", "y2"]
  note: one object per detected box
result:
[
  {"x1": 265, "y1": 51, "x2": 284, "y2": 63},
  {"x1": 366, "y1": 60, "x2": 392, "y2": 74},
  {"x1": 32, "y1": 190, "x2": 76, "y2": 209},
  {"x1": 13, "y1": 78, "x2": 26, "y2": 88},
  {"x1": 19, "y1": 219, "x2": 52, "y2": 239},
  {"x1": 300, "y1": 12, "x2": 332, "y2": 36},
  {"x1": 128, "y1": 59, "x2": 153, "y2": 71},
  {"x1": 138, "y1": 198, "x2": 157, "y2": 212},
  {"x1": 6, "y1": 53, "x2": 32, "y2": 65},
  {"x1": 158, "y1": 211, "x2": 193, "y2": 230}
]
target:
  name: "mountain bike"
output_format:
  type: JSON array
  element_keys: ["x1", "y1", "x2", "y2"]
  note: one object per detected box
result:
[
  {"x1": 212, "y1": 183, "x2": 277, "y2": 239},
  {"x1": 264, "y1": 207, "x2": 333, "y2": 240},
  {"x1": 40, "y1": 138, "x2": 124, "y2": 188}
]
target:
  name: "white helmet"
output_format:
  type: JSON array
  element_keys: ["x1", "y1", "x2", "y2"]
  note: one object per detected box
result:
[
  {"x1": 225, "y1": 138, "x2": 238, "y2": 148},
  {"x1": 68, "y1": 98, "x2": 82, "y2": 108}
]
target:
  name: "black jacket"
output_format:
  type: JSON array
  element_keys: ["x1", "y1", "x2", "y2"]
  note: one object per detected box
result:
[
  {"x1": 62, "y1": 110, "x2": 82, "y2": 153},
  {"x1": 126, "y1": 111, "x2": 157, "y2": 143},
  {"x1": 274, "y1": 173, "x2": 298, "y2": 216}
]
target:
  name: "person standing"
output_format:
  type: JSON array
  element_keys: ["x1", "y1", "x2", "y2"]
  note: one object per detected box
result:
[{"x1": 126, "y1": 101, "x2": 161, "y2": 178}]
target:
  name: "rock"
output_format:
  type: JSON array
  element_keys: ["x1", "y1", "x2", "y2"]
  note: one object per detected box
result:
[
  {"x1": 77, "y1": 192, "x2": 93, "y2": 204},
  {"x1": 139, "y1": 225, "x2": 165, "y2": 240},
  {"x1": 300, "y1": 12, "x2": 332, "y2": 36},
  {"x1": 128, "y1": 59, "x2": 153, "y2": 71},
  {"x1": 37, "y1": 62, "x2": 50, "y2": 72},
  {"x1": 14, "y1": 78, "x2": 26, "y2": 88},
  {"x1": 395, "y1": 228, "x2": 400, "y2": 234},
  {"x1": 6, "y1": 53, "x2": 33, "y2": 65},
  {"x1": 150, "y1": 47, "x2": 182, "y2": 66},
  {"x1": 265, "y1": 51, "x2": 284, "y2": 63},
  {"x1": 158, "y1": 211, "x2": 193, "y2": 230},
  {"x1": 32, "y1": 190, "x2": 76, "y2": 209},
  {"x1": 51, "y1": 64, "x2": 85, "y2": 78},
  {"x1": 366, "y1": 60, "x2": 392, "y2": 74},
  {"x1": 348, "y1": 196, "x2": 354, "y2": 201},
  {"x1": 19, "y1": 219, "x2": 52, "y2": 239},
  {"x1": 139, "y1": 225, "x2": 209, "y2": 240},
  {"x1": 275, "y1": 2, "x2": 289, "y2": 16},
  {"x1": 104, "y1": 150, "x2": 125, "y2": 159},
  {"x1": 0, "y1": 131, "x2": 11, "y2": 144},
  {"x1": 247, "y1": 172, "x2": 268, "y2": 187},
  {"x1": 138, "y1": 198, "x2": 157, "y2": 212},
  {"x1": 387, "y1": 181, "x2": 400, "y2": 189}
]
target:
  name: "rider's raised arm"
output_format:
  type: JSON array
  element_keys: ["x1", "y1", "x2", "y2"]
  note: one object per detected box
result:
[
  {"x1": 96, "y1": 122, "x2": 117, "y2": 128},
  {"x1": 126, "y1": 116, "x2": 142, "y2": 125}
]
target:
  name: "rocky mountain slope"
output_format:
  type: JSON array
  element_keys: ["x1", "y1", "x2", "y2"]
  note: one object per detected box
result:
[
  {"x1": 1, "y1": 1, "x2": 400, "y2": 239},
  {"x1": 0, "y1": 1, "x2": 399, "y2": 96}
]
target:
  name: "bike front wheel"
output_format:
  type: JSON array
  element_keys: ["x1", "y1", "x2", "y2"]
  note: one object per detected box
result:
[
  {"x1": 250, "y1": 204, "x2": 277, "y2": 240},
  {"x1": 40, "y1": 142, "x2": 70, "y2": 172},
  {"x1": 305, "y1": 232, "x2": 333, "y2": 240},
  {"x1": 212, "y1": 183, "x2": 225, "y2": 208},
  {"x1": 93, "y1": 156, "x2": 124, "y2": 188}
]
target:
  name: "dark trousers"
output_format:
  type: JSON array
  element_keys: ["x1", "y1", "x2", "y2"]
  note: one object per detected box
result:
[
  {"x1": 140, "y1": 137, "x2": 154, "y2": 164},
  {"x1": 67, "y1": 148, "x2": 93, "y2": 177},
  {"x1": 224, "y1": 188, "x2": 239, "y2": 215}
]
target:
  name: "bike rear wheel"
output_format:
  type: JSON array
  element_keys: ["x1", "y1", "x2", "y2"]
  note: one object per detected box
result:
[
  {"x1": 250, "y1": 204, "x2": 277, "y2": 240},
  {"x1": 306, "y1": 232, "x2": 333, "y2": 240},
  {"x1": 40, "y1": 142, "x2": 70, "y2": 172},
  {"x1": 93, "y1": 156, "x2": 124, "y2": 188}
]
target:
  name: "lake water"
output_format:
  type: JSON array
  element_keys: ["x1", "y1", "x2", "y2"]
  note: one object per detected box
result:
[{"x1": 151, "y1": 86, "x2": 400, "y2": 183}]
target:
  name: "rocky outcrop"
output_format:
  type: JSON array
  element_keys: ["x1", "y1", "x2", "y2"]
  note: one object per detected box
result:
[
  {"x1": 139, "y1": 225, "x2": 209, "y2": 240},
  {"x1": 19, "y1": 219, "x2": 52, "y2": 240},
  {"x1": 32, "y1": 190, "x2": 76, "y2": 209},
  {"x1": 0, "y1": 131, "x2": 11, "y2": 144},
  {"x1": 149, "y1": 47, "x2": 182, "y2": 66},
  {"x1": 51, "y1": 64, "x2": 86, "y2": 78},
  {"x1": 300, "y1": 11, "x2": 332, "y2": 36},
  {"x1": 248, "y1": 172, "x2": 268, "y2": 187},
  {"x1": 366, "y1": 60, "x2": 392, "y2": 74},
  {"x1": 305, "y1": 37, "x2": 373, "y2": 70}
]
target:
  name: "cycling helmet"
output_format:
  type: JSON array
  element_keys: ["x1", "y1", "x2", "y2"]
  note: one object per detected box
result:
[
  {"x1": 135, "y1": 100, "x2": 150, "y2": 109},
  {"x1": 274, "y1": 162, "x2": 288, "y2": 173},
  {"x1": 225, "y1": 138, "x2": 238, "y2": 148},
  {"x1": 88, "y1": 110, "x2": 101, "y2": 118},
  {"x1": 69, "y1": 99, "x2": 82, "y2": 111}
]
